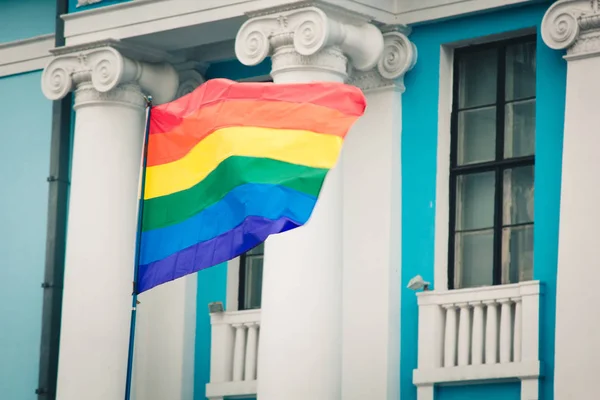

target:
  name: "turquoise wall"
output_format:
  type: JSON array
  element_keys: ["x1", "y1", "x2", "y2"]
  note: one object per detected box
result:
[
  {"x1": 68, "y1": 0, "x2": 130, "y2": 13},
  {"x1": 0, "y1": 71, "x2": 54, "y2": 399},
  {"x1": 0, "y1": 0, "x2": 55, "y2": 43},
  {"x1": 402, "y1": 3, "x2": 565, "y2": 399},
  {"x1": 437, "y1": 382, "x2": 521, "y2": 399},
  {"x1": 204, "y1": 58, "x2": 272, "y2": 81}
]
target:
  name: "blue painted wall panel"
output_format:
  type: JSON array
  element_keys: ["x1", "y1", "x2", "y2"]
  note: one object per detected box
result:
[
  {"x1": 0, "y1": 71, "x2": 53, "y2": 399},
  {"x1": 437, "y1": 382, "x2": 521, "y2": 400},
  {"x1": 205, "y1": 58, "x2": 272, "y2": 81},
  {"x1": 194, "y1": 263, "x2": 227, "y2": 400},
  {"x1": 402, "y1": 3, "x2": 564, "y2": 400},
  {"x1": 0, "y1": 0, "x2": 55, "y2": 43}
]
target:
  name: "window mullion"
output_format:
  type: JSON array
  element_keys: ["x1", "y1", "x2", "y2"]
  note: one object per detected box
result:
[
  {"x1": 493, "y1": 45, "x2": 507, "y2": 286},
  {"x1": 238, "y1": 253, "x2": 248, "y2": 310},
  {"x1": 447, "y1": 51, "x2": 461, "y2": 289}
]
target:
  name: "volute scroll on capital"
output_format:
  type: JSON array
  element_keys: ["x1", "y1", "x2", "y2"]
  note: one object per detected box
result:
[
  {"x1": 348, "y1": 30, "x2": 417, "y2": 92},
  {"x1": 41, "y1": 46, "x2": 179, "y2": 105},
  {"x1": 235, "y1": 6, "x2": 384, "y2": 73},
  {"x1": 542, "y1": 0, "x2": 600, "y2": 57}
]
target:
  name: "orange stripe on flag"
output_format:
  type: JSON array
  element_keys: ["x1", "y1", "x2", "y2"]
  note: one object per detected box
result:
[
  {"x1": 147, "y1": 99, "x2": 357, "y2": 167},
  {"x1": 149, "y1": 78, "x2": 366, "y2": 136}
]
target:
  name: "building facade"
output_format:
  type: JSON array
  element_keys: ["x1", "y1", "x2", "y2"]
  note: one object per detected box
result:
[{"x1": 0, "y1": 0, "x2": 596, "y2": 399}]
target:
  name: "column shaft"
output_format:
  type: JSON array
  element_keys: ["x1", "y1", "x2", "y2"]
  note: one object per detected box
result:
[
  {"x1": 554, "y1": 55, "x2": 600, "y2": 396},
  {"x1": 41, "y1": 44, "x2": 179, "y2": 400},
  {"x1": 542, "y1": 3, "x2": 600, "y2": 396},
  {"x1": 57, "y1": 84, "x2": 146, "y2": 399}
]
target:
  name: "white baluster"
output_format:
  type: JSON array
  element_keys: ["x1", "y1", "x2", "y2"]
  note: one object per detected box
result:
[
  {"x1": 484, "y1": 300, "x2": 498, "y2": 364},
  {"x1": 499, "y1": 299, "x2": 513, "y2": 363},
  {"x1": 443, "y1": 304, "x2": 458, "y2": 367},
  {"x1": 244, "y1": 323, "x2": 259, "y2": 381},
  {"x1": 232, "y1": 324, "x2": 247, "y2": 381},
  {"x1": 209, "y1": 317, "x2": 235, "y2": 383},
  {"x1": 471, "y1": 302, "x2": 484, "y2": 366},
  {"x1": 513, "y1": 298, "x2": 522, "y2": 363},
  {"x1": 457, "y1": 303, "x2": 471, "y2": 366}
]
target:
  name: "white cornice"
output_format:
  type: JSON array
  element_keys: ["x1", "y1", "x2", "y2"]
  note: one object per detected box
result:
[
  {"x1": 395, "y1": 0, "x2": 539, "y2": 25},
  {"x1": 0, "y1": 34, "x2": 55, "y2": 78},
  {"x1": 59, "y1": 0, "x2": 538, "y2": 48}
]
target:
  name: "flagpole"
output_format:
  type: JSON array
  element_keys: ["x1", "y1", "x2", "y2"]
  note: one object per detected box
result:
[{"x1": 124, "y1": 97, "x2": 152, "y2": 400}]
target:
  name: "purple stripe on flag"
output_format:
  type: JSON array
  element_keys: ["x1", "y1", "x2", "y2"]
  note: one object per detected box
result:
[{"x1": 137, "y1": 215, "x2": 301, "y2": 293}]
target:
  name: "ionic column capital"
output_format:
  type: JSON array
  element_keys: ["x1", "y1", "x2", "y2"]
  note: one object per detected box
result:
[
  {"x1": 174, "y1": 62, "x2": 206, "y2": 98},
  {"x1": 41, "y1": 45, "x2": 179, "y2": 107},
  {"x1": 235, "y1": 5, "x2": 385, "y2": 82},
  {"x1": 348, "y1": 30, "x2": 417, "y2": 92},
  {"x1": 542, "y1": 0, "x2": 600, "y2": 59}
]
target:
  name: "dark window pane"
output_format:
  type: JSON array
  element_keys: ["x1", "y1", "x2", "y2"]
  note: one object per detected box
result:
[
  {"x1": 246, "y1": 242, "x2": 264, "y2": 256},
  {"x1": 457, "y1": 106, "x2": 496, "y2": 165},
  {"x1": 456, "y1": 172, "x2": 496, "y2": 231},
  {"x1": 455, "y1": 230, "x2": 494, "y2": 288},
  {"x1": 505, "y1": 99, "x2": 535, "y2": 158},
  {"x1": 244, "y1": 256, "x2": 263, "y2": 309},
  {"x1": 505, "y1": 41, "x2": 536, "y2": 101},
  {"x1": 502, "y1": 166, "x2": 534, "y2": 225},
  {"x1": 458, "y1": 48, "x2": 498, "y2": 108},
  {"x1": 502, "y1": 225, "x2": 533, "y2": 284},
  {"x1": 241, "y1": 242, "x2": 264, "y2": 309}
]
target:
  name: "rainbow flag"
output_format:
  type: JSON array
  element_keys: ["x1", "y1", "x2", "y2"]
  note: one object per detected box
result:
[{"x1": 137, "y1": 78, "x2": 366, "y2": 293}]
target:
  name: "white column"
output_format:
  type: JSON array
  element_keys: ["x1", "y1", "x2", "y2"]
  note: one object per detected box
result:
[
  {"x1": 235, "y1": 6, "x2": 384, "y2": 399},
  {"x1": 41, "y1": 45, "x2": 178, "y2": 400},
  {"x1": 343, "y1": 31, "x2": 416, "y2": 400},
  {"x1": 542, "y1": 2, "x2": 600, "y2": 397}
]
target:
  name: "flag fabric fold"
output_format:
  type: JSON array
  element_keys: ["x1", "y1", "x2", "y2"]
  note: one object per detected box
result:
[{"x1": 137, "y1": 78, "x2": 366, "y2": 293}]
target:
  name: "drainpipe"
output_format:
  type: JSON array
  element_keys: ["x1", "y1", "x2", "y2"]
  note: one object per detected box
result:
[{"x1": 36, "y1": 0, "x2": 72, "y2": 398}]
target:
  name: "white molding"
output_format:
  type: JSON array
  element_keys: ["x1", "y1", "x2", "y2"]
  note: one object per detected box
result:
[
  {"x1": 206, "y1": 381, "x2": 257, "y2": 399},
  {"x1": 413, "y1": 361, "x2": 542, "y2": 386},
  {"x1": 226, "y1": 258, "x2": 241, "y2": 311},
  {"x1": 0, "y1": 34, "x2": 54, "y2": 78},
  {"x1": 395, "y1": 0, "x2": 538, "y2": 25},
  {"x1": 433, "y1": 44, "x2": 453, "y2": 291}
]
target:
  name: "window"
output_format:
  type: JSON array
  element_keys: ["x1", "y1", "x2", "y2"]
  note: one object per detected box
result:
[
  {"x1": 449, "y1": 36, "x2": 536, "y2": 290},
  {"x1": 238, "y1": 243, "x2": 264, "y2": 309}
]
